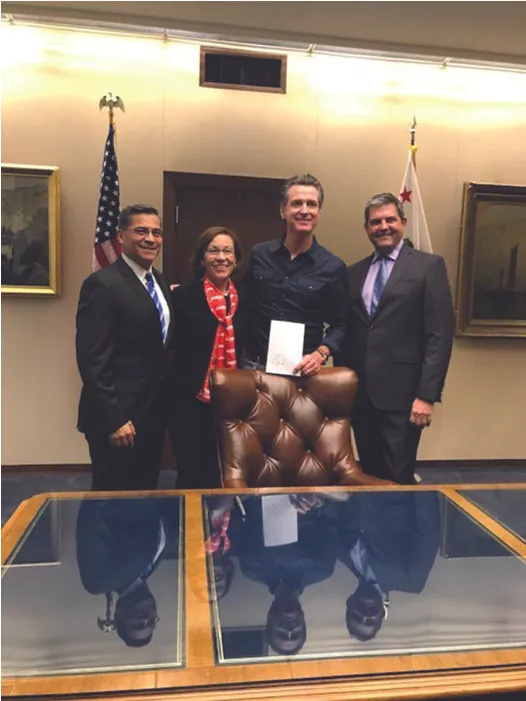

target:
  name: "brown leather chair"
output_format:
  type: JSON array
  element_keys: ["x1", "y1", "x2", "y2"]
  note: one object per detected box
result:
[{"x1": 210, "y1": 367, "x2": 388, "y2": 488}]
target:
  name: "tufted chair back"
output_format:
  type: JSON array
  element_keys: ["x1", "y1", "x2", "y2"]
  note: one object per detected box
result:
[{"x1": 210, "y1": 367, "x2": 387, "y2": 488}]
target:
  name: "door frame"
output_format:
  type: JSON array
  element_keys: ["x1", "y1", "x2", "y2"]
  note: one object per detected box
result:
[{"x1": 162, "y1": 171, "x2": 284, "y2": 283}]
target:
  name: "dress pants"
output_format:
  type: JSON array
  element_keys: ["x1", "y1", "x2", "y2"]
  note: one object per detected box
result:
[
  {"x1": 168, "y1": 398, "x2": 221, "y2": 490},
  {"x1": 86, "y1": 417, "x2": 165, "y2": 491},
  {"x1": 352, "y1": 399, "x2": 422, "y2": 485}
]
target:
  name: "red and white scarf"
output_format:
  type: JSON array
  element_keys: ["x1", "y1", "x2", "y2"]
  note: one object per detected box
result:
[
  {"x1": 204, "y1": 511, "x2": 232, "y2": 554},
  {"x1": 197, "y1": 277, "x2": 239, "y2": 403}
]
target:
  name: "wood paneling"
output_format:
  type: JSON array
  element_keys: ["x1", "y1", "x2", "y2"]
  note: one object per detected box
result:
[{"x1": 185, "y1": 493, "x2": 215, "y2": 667}]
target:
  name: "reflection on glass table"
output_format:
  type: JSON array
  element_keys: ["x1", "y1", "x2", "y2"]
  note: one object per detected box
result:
[
  {"x1": 2, "y1": 496, "x2": 184, "y2": 677},
  {"x1": 459, "y1": 489, "x2": 526, "y2": 543},
  {"x1": 202, "y1": 491, "x2": 526, "y2": 664}
]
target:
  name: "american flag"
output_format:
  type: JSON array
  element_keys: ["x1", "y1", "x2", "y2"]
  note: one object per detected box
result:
[{"x1": 92, "y1": 124, "x2": 121, "y2": 271}]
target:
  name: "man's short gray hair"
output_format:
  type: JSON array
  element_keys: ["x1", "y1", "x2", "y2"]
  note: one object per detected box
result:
[
  {"x1": 281, "y1": 174, "x2": 324, "y2": 209},
  {"x1": 364, "y1": 193, "x2": 405, "y2": 224}
]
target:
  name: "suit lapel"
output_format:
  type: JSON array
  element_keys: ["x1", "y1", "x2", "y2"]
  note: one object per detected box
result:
[
  {"x1": 372, "y1": 243, "x2": 413, "y2": 318},
  {"x1": 351, "y1": 256, "x2": 373, "y2": 323},
  {"x1": 115, "y1": 257, "x2": 153, "y2": 307},
  {"x1": 153, "y1": 267, "x2": 172, "y2": 309},
  {"x1": 115, "y1": 258, "x2": 168, "y2": 345},
  {"x1": 153, "y1": 267, "x2": 175, "y2": 345}
]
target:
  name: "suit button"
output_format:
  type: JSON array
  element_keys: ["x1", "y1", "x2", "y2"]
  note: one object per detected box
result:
[{"x1": 369, "y1": 325, "x2": 374, "y2": 330}]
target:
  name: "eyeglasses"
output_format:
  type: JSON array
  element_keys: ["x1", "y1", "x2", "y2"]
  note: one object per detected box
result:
[
  {"x1": 206, "y1": 247, "x2": 235, "y2": 257},
  {"x1": 129, "y1": 227, "x2": 163, "y2": 239}
]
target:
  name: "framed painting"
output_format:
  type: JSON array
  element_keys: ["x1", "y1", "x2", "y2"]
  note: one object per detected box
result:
[
  {"x1": 456, "y1": 182, "x2": 526, "y2": 337},
  {"x1": 1, "y1": 163, "x2": 60, "y2": 297}
]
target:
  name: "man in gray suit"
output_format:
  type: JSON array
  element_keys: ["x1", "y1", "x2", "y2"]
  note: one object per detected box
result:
[{"x1": 339, "y1": 193, "x2": 454, "y2": 484}]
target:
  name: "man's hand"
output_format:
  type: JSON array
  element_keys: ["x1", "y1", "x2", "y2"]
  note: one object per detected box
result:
[
  {"x1": 289, "y1": 494, "x2": 324, "y2": 514},
  {"x1": 209, "y1": 496, "x2": 235, "y2": 527},
  {"x1": 293, "y1": 351, "x2": 324, "y2": 376},
  {"x1": 109, "y1": 421, "x2": 136, "y2": 448},
  {"x1": 410, "y1": 399, "x2": 434, "y2": 427}
]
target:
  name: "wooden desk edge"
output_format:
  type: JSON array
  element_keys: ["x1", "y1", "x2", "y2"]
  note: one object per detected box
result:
[
  {"x1": 2, "y1": 494, "x2": 49, "y2": 566},
  {"x1": 443, "y1": 488, "x2": 526, "y2": 558},
  {"x1": 3, "y1": 662, "x2": 526, "y2": 700}
]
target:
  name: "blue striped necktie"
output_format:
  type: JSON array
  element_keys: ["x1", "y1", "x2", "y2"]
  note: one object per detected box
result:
[
  {"x1": 370, "y1": 256, "x2": 389, "y2": 316},
  {"x1": 145, "y1": 272, "x2": 167, "y2": 342}
]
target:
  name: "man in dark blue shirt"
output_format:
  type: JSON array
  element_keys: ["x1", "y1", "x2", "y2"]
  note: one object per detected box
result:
[{"x1": 245, "y1": 174, "x2": 348, "y2": 375}]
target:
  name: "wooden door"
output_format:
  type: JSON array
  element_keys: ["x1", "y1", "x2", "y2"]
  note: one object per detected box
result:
[{"x1": 163, "y1": 172, "x2": 285, "y2": 284}]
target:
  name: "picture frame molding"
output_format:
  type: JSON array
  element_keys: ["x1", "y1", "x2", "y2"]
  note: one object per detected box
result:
[
  {"x1": 1, "y1": 163, "x2": 61, "y2": 297},
  {"x1": 456, "y1": 181, "x2": 526, "y2": 338}
]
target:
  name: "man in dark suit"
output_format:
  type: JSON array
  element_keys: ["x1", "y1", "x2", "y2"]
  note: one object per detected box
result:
[
  {"x1": 338, "y1": 491, "x2": 441, "y2": 642},
  {"x1": 76, "y1": 204, "x2": 173, "y2": 491},
  {"x1": 76, "y1": 497, "x2": 181, "y2": 647},
  {"x1": 340, "y1": 193, "x2": 454, "y2": 484}
]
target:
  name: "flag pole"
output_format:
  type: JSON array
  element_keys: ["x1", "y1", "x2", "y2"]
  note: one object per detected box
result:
[
  {"x1": 92, "y1": 94, "x2": 124, "y2": 271},
  {"x1": 409, "y1": 114, "x2": 417, "y2": 168}
]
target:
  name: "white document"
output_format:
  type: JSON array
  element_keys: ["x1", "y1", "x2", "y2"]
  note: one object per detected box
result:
[
  {"x1": 262, "y1": 495, "x2": 299, "y2": 547},
  {"x1": 265, "y1": 320, "x2": 305, "y2": 376}
]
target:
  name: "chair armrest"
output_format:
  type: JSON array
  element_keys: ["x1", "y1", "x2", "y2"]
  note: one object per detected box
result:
[
  {"x1": 341, "y1": 473, "x2": 394, "y2": 487},
  {"x1": 223, "y1": 479, "x2": 248, "y2": 489},
  {"x1": 336, "y1": 457, "x2": 394, "y2": 487}
]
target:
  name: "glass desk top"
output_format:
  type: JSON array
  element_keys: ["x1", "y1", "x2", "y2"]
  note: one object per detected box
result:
[
  {"x1": 202, "y1": 491, "x2": 526, "y2": 664},
  {"x1": 2, "y1": 496, "x2": 184, "y2": 677},
  {"x1": 459, "y1": 488, "x2": 526, "y2": 543},
  {"x1": 2, "y1": 486, "x2": 526, "y2": 700}
]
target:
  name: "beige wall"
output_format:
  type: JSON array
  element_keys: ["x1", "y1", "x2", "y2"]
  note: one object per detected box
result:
[{"x1": 2, "y1": 24, "x2": 525, "y2": 465}]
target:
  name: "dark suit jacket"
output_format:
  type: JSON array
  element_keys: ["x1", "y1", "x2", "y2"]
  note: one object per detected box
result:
[
  {"x1": 76, "y1": 497, "x2": 181, "y2": 595},
  {"x1": 338, "y1": 491, "x2": 441, "y2": 594},
  {"x1": 340, "y1": 243, "x2": 454, "y2": 410},
  {"x1": 238, "y1": 497, "x2": 338, "y2": 594},
  {"x1": 76, "y1": 256, "x2": 174, "y2": 435},
  {"x1": 167, "y1": 277, "x2": 248, "y2": 409}
]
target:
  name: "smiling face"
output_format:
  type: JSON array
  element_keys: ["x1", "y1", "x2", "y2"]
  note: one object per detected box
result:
[
  {"x1": 202, "y1": 233, "x2": 237, "y2": 288},
  {"x1": 281, "y1": 184, "x2": 321, "y2": 237},
  {"x1": 117, "y1": 213, "x2": 163, "y2": 270},
  {"x1": 365, "y1": 203, "x2": 406, "y2": 255}
]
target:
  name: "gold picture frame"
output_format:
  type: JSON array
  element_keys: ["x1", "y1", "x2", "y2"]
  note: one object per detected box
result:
[
  {"x1": 456, "y1": 182, "x2": 526, "y2": 338},
  {"x1": 1, "y1": 163, "x2": 61, "y2": 297}
]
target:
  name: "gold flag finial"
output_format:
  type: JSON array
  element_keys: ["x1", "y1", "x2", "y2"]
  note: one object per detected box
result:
[
  {"x1": 99, "y1": 93, "x2": 125, "y2": 126},
  {"x1": 410, "y1": 115, "x2": 417, "y2": 146},
  {"x1": 409, "y1": 115, "x2": 418, "y2": 166}
]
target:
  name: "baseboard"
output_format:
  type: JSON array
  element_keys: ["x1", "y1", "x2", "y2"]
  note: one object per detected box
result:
[
  {"x1": 2, "y1": 459, "x2": 525, "y2": 474},
  {"x1": 415, "y1": 459, "x2": 526, "y2": 469},
  {"x1": 1, "y1": 463, "x2": 92, "y2": 473}
]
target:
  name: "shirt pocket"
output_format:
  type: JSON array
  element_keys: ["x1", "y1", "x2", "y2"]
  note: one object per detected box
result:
[
  {"x1": 253, "y1": 268, "x2": 282, "y2": 304},
  {"x1": 293, "y1": 277, "x2": 326, "y2": 312},
  {"x1": 298, "y1": 278, "x2": 325, "y2": 294}
]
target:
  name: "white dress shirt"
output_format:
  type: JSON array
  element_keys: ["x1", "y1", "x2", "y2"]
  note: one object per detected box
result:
[{"x1": 121, "y1": 253, "x2": 171, "y2": 343}]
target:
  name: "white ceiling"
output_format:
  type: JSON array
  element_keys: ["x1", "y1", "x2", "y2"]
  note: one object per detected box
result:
[{"x1": 4, "y1": 1, "x2": 526, "y2": 65}]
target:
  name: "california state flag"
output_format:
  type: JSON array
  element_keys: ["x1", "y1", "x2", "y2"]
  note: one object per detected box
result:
[{"x1": 399, "y1": 147, "x2": 433, "y2": 253}]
